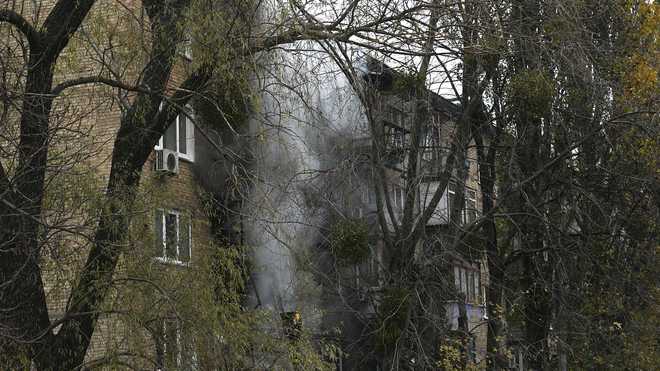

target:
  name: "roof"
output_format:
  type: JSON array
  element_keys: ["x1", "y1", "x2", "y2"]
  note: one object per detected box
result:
[{"x1": 360, "y1": 55, "x2": 460, "y2": 116}]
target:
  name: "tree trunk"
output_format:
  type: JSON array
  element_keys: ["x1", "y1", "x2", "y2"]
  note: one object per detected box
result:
[{"x1": 0, "y1": 54, "x2": 58, "y2": 368}]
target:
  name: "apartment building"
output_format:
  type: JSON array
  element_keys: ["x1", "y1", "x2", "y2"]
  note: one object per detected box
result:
[
  {"x1": 293, "y1": 56, "x2": 490, "y2": 369},
  {"x1": 0, "y1": 2, "x2": 227, "y2": 369},
  {"x1": 2, "y1": 2, "x2": 487, "y2": 368},
  {"x1": 40, "y1": 80, "x2": 223, "y2": 370}
]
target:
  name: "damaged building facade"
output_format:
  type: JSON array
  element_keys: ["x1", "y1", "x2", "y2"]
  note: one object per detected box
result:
[{"x1": 227, "y1": 51, "x2": 490, "y2": 369}]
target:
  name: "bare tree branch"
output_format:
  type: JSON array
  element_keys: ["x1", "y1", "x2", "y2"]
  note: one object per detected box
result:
[
  {"x1": 0, "y1": 9, "x2": 42, "y2": 49},
  {"x1": 50, "y1": 76, "x2": 153, "y2": 97}
]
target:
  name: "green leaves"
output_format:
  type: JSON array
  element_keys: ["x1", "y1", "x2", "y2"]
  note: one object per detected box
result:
[
  {"x1": 508, "y1": 69, "x2": 555, "y2": 121},
  {"x1": 329, "y1": 218, "x2": 370, "y2": 266}
]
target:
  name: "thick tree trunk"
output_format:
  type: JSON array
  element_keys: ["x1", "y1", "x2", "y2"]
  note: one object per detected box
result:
[
  {"x1": 474, "y1": 121, "x2": 508, "y2": 370},
  {"x1": 0, "y1": 55, "x2": 58, "y2": 368}
]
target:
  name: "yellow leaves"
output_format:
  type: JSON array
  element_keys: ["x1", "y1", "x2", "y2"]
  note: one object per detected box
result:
[
  {"x1": 619, "y1": 2, "x2": 659, "y2": 106},
  {"x1": 437, "y1": 339, "x2": 481, "y2": 371},
  {"x1": 437, "y1": 341, "x2": 463, "y2": 371},
  {"x1": 623, "y1": 54, "x2": 659, "y2": 103},
  {"x1": 638, "y1": 1, "x2": 660, "y2": 40},
  {"x1": 637, "y1": 136, "x2": 659, "y2": 176}
]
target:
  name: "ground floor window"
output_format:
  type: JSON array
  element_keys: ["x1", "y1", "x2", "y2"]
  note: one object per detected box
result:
[
  {"x1": 453, "y1": 264, "x2": 482, "y2": 304},
  {"x1": 155, "y1": 318, "x2": 197, "y2": 370}
]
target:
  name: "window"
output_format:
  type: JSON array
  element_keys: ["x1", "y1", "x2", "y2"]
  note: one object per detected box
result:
[
  {"x1": 465, "y1": 190, "x2": 478, "y2": 223},
  {"x1": 453, "y1": 265, "x2": 482, "y2": 304},
  {"x1": 155, "y1": 210, "x2": 191, "y2": 264},
  {"x1": 181, "y1": 31, "x2": 193, "y2": 60},
  {"x1": 155, "y1": 318, "x2": 197, "y2": 370},
  {"x1": 354, "y1": 182, "x2": 375, "y2": 218},
  {"x1": 448, "y1": 182, "x2": 457, "y2": 220},
  {"x1": 155, "y1": 106, "x2": 195, "y2": 162},
  {"x1": 362, "y1": 183, "x2": 374, "y2": 206},
  {"x1": 431, "y1": 111, "x2": 444, "y2": 126},
  {"x1": 392, "y1": 184, "x2": 404, "y2": 209},
  {"x1": 421, "y1": 126, "x2": 445, "y2": 177},
  {"x1": 422, "y1": 127, "x2": 441, "y2": 163},
  {"x1": 354, "y1": 245, "x2": 382, "y2": 294},
  {"x1": 447, "y1": 184, "x2": 479, "y2": 224},
  {"x1": 508, "y1": 345, "x2": 525, "y2": 371},
  {"x1": 385, "y1": 125, "x2": 406, "y2": 150},
  {"x1": 386, "y1": 106, "x2": 405, "y2": 126}
]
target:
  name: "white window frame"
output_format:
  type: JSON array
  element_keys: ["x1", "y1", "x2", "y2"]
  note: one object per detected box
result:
[
  {"x1": 155, "y1": 209, "x2": 192, "y2": 266},
  {"x1": 182, "y1": 31, "x2": 193, "y2": 60},
  {"x1": 465, "y1": 189, "x2": 478, "y2": 223},
  {"x1": 448, "y1": 182, "x2": 457, "y2": 221},
  {"x1": 157, "y1": 319, "x2": 198, "y2": 371},
  {"x1": 392, "y1": 184, "x2": 404, "y2": 209},
  {"x1": 161, "y1": 319, "x2": 182, "y2": 370},
  {"x1": 447, "y1": 184, "x2": 479, "y2": 224},
  {"x1": 454, "y1": 265, "x2": 482, "y2": 304},
  {"x1": 154, "y1": 105, "x2": 195, "y2": 162}
]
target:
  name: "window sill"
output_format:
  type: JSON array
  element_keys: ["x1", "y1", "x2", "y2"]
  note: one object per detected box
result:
[
  {"x1": 153, "y1": 257, "x2": 190, "y2": 267},
  {"x1": 445, "y1": 300, "x2": 486, "y2": 307},
  {"x1": 179, "y1": 154, "x2": 194, "y2": 163},
  {"x1": 153, "y1": 147, "x2": 194, "y2": 163},
  {"x1": 178, "y1": 51, "x2": 192, "y2": 61}
]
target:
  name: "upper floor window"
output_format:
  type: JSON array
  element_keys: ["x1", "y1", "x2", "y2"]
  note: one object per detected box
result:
[
  {"x1": 386, "y1": 106, "x2": 406, "y2": 126},
  {"x1": 155, "y1": 209, "x2": 191, "y2": 265},
  {"x1": 465, "y1": 190, "x2": 478, "y2": 223},
  {"x1": 447, "y1": 184, "x2": 479, "y2": 224},
  {"x1": 353, "y1": 244, "x2": 383, "y2": 301},
  {"x1": 155, "y1": 106, "x2": 195, "y2": 162},
  {"x1": 392, "y1": 184, "x2": 405, "y2": 209},
  {"x1": 422, "y1": 126, "x2": 444, "y2": 176},
  {"x1": 385, "y1": 124, "x2": 406, "y2": 151},
  {"x1": 422, "y1": 127, "x2": 440, "y2": 161},
  {"x1": 448, "y1": 182, "x2": 458, "y2": 219}
]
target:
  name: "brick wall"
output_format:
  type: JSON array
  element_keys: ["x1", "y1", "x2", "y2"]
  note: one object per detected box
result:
[{"x1": 1, "y1": 0, "x2": 217, "y2": 367}]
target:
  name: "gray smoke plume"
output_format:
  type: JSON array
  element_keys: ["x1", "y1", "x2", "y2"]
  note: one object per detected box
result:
[{"x1": 243, "y1": 46, "x2": 367, "y2": 313}]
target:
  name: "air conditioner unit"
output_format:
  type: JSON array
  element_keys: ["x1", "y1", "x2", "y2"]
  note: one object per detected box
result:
[{"x1": 154, "y1": 149, "x2": 179, "y2": 175}]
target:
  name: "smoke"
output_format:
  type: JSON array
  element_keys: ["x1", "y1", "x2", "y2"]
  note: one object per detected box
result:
[{"x1": 243, "y1": 45, "x2": 366, "y2": 312}]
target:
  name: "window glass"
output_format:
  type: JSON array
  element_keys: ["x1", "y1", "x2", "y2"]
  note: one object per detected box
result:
[
  {"x1": 466, "y1": 272, "x2": 474, "y2": 302},
  {"x1": 155, "y1": 210, "x2": 163, "y2": 256},
  {"x1": 178, "y1": 115, "x2": 187, "y2": 155},
  {"x1": 155, "y1": 322, "x2": 165, "y2": 368},
  {"x1": 474, "y1": 272, "x2": 481, "y2": 303},
  {"x1": 180, "y1": 218, "x2": 190, "y2": 263},
  {"x1": 182, "y1": 31, "x2": 193, "y2": 59},
  {"x1": 422, "y1": 127, "x2": 438, "y2": 162},
  {"x1": 393, "y1": 185, "x2": 404, "y2": 209},
  {"x1": 156, "y1": 318, "x2": 197, "y2": 370},
  {"x1": 155, "y1": 210, "x2": 193, "y2": 264},
  {"x1": 155, "y1": 107, "x2": 194, "y2": 161},
  {"x1": 448, "y1": 183, "x2": 456, "y2": 219},
  {"x1": 165, "y1": 213, "x2": 178, "y2": 259},
  {"x1": 466, "y1": 200, "x2": 477, "y2": 222},
  {"x1": 163, "y1": 122, "x2": 177, "y2": 151},
  {"x1": 466, "y1": 190, "x2": 477, "y2": 222},
  {"x1": 164, "y1": 319, "x2": 179, "y2": 368}
]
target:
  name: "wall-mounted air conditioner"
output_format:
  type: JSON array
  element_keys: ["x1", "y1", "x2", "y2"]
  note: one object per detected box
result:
[{"x1": 154, "y1": 149, "x2": 179, "y2": 175}]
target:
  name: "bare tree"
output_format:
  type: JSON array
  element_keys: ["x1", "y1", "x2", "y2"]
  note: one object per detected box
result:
[{"x1": 0, "y1": 0, "x2": 419, "y2": 368}]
